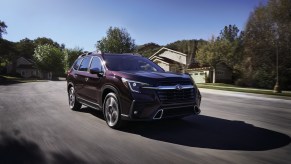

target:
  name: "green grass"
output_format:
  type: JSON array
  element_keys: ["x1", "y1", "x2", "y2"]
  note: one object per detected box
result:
[
  {"x1": 0, "y1": 75, "x2": 48, "y2": 83},
  {"x1": 197, "y1": 83, "x2": 291, "y2": 97}
]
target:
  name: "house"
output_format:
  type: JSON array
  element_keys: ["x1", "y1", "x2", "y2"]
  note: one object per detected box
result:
[
  {"x1": 187, "y1": 62, "x2": 233, "y2": 83},
  {"x1": 6, "y1": 57, "x2": 52, "y2": 79},
  {"x1": 149, "y1": 47, "x2": 232, "y2": 83},
  {"x1": 149, "y1": 47, "x2": 188, "y2": 73}
]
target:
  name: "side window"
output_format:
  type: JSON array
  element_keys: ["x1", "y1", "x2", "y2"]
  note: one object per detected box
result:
[
  {"x1": 89, "y1": 57, "x2": 103, "y2": 72},
  {"x1": 73, "y1": 58, "x2": 83, "y2": 70},
  {"x1": 78, "y1": 57, "x2": 91, "y2": 72}
]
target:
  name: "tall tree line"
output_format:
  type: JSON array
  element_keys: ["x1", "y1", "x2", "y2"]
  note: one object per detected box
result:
[{"x1": 0, "y1": 21, "x2": 83, "y2": 76}]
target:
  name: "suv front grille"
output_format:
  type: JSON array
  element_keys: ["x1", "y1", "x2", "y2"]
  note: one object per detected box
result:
[{"x1": 157, "y1": 88, "x2": 195, "y2": 104}]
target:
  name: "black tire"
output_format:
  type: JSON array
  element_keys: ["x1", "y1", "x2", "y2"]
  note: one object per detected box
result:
[
  {"x1": 68, "y1": 86, "x2": 81, "y2": 111},
  {"x1": 103, "y1": 93, "x2": 124, "y2": 129}
]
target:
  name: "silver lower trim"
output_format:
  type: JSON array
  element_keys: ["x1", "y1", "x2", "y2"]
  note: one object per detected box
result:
[
  {"x1": 153, "y1": 109, "x2": 163, "y2": 119},
  {"x1": 77, "y1": 96, "x2": 102, "y2": 109},
  {"x1": 121, "y1": 114, "x2": 129, "y2": 117}
]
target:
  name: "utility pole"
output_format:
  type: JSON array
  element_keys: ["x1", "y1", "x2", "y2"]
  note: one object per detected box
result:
[
  {"x1": 273, "y1": 42, "x2": 281, "y2": 93},
  {"x1": 273, "y1": 23, "x2": 281, "y2": 93}
]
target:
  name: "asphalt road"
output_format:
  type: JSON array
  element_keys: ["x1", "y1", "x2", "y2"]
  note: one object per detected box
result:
[{"x1": 0, "y1": 81, "x2": 290, "y2": 164}]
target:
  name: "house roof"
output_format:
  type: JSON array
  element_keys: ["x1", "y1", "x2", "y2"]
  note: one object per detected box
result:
[
  {"x1": 149, "y1": 47, "x2": 187, "y2": 60},
  {"x1": 153, "y1": 56, "x2": 183, "y2": 65},
  {"x1": 16, "y1": 64, "x2": 36, "y2": 69},
  {"x1": 17, "y1": 57, "x2": 33, "y2": 64},
  {"x1": 26, "y1": 58, "x2": 35, "y2": 64}
]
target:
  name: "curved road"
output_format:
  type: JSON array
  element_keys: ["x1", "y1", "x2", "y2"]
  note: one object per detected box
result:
[{"x1": 0, "y1": 81, "x2": 290, "y2": 164}]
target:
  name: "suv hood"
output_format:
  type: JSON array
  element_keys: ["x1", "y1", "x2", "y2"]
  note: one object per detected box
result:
[{"x1": 112, "y1": 71, "x2": 192, "y2": 86}]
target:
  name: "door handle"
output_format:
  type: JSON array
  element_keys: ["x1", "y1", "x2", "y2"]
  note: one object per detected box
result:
[{"x1": 85, "y1": 77, "x2": 89, "y2": 82}]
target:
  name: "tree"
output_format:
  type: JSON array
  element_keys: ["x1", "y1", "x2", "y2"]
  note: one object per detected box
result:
[
  {"x1": 15, "y1": 38, "x2": 35, "y2": 60},
  {"x1": 218, "y1": 25, "x2": 241, "y2": 42},
  {"x1": 33, "y1": 44, "x2": 65, "y2": 76},
  {"x1": 242, "y1": 0, "x2": 291, "y2": 89},
  {"x1": 34, "y1": 37, "x2": 61, "y2": 49},
  {"x1": 196, "y1": 25, "x2": 244, "y2": 83},
  {"x1": 136, "y1": 42, "x2": 161, "y2": 57},
  {"x1": 0, "y1": 20, "x2": 7, "y2": 38},
  {"x1": 64, "y1": 47, "x2": 83, "y2": 71},
  {"x1": 0, "y1": 39, "x2": 17, "y2": 66},
  {"x1": 96, "y1": 27, "x2": 136, "y2": 53}
]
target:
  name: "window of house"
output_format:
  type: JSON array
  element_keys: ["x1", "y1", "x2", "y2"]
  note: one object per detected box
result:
[
  {"x1": 216, "y1": 71, "x2": 224, "y2": 76},
  {"x1": 21, "y1": 71, "x2": 25, "y2": 76},
  {"x1": 194, "y1": 73, "x2": 198, "y2": 75},
  {"x1": 200, "y1": 72, "x2": 205, "y2": 75},
  {"x1": 78, "y1": 57, "x2": 91, "y2": 72}
]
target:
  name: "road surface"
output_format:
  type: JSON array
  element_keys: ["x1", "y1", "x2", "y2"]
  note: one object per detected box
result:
[{"x1": 0, "y1": 81, "x2": 290, "y2": 164}]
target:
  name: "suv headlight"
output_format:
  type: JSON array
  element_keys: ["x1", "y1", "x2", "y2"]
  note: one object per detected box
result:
[{"x1": 121, "y1": 78, "x2": 150, "y2": 93}]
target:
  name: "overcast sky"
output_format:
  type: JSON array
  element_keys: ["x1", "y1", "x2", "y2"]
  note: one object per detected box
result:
[{"x1": 1, "y1": 0, "x2": 267, "y2": 51}]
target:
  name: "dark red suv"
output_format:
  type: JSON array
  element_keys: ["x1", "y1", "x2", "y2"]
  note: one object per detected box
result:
[{"x1": 67, "y1": 52, "x2": 201, "y2": 129}]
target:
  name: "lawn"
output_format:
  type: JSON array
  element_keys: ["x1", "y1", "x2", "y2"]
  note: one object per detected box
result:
[
  {"x1": 197, "y1": 83, "x2": 291, "y2": 97},
  {"x1": 0, "y1": 75, "x2": 48, "y2": 83}
]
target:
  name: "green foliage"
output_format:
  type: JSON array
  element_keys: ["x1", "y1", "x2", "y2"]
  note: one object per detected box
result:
[
  {"x1": 64, "y1": 47, "x2": 83, "y2": 71},
  {"x1": 15, "y1": 38, "x2": 35, "y2": 60},
  {"x1": 0, "y1": 20, "x2": 7, "y2": 38},
  {"x1": 33, "y1": 44, "x2": 65, "y2": 76},
  {"x1": 242, "y1": 0, "x2": 291, "y2": 89},
  {"x1": 96, "y1": 27, "x2": 136, "y2": 53},
  {"x1": 252, "y1": 66, "x2": 275, "y2": 89},
  {"x1": 218, "y1": 25, "x2": 242, "y2": 42},
  {"x1": 196, "y1": 25, "x2": 244, "y2": 83},
  {"x1": 0, "y1": 39, "x2": 17, "y2": 65},
  {"x1": 136, "y1": 42, "x2": 161, "y2": 57},
  {"x1": 196, "y1": 34, "x2": 243, "y2": 68},
  {"x1": 34, "y1": 37, "x2": 62, "y2": 49},
  {"x1": 165, "y1": 39, "x2": 200, "y2": 56},
  {"x1": 1, "y1": 37, "x2": 65, "y2": 66}
]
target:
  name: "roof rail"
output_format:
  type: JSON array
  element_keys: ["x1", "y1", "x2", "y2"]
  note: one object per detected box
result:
[{"x1": 78, "y1": 51, "x2": 92, "y2": 58}]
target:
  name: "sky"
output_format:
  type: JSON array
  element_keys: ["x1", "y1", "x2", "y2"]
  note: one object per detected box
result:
[{"x1": 0, "y1": 0, "x2": 267, "y2": 51}]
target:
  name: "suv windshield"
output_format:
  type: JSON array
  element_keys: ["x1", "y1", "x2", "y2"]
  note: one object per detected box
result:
[{"x1": 103, "y1": 55, "x2": 165, "y2": 72}]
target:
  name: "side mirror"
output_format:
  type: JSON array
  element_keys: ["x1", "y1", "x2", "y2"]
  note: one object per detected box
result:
[{"x1": 90, "y1": 68, "x2": 104, "y2": 77}]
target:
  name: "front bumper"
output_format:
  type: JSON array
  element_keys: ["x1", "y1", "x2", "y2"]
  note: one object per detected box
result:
[{"x1": 122, "y1": 87, "x2": 201, "y2": 120}]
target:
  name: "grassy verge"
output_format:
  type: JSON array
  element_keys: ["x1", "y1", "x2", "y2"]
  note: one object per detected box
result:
[
  {"x1": 197, "y1": 83, "x2": 291, "y2": 97},
  {"x1": 0, "y1": 75, "x2": 48, "y2": 83}
]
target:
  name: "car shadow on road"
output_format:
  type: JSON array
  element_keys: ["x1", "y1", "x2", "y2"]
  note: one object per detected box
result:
[
  {"x1": 122, "y1": 115, "x2": 291, "y2": 151},
  {"x1": 75, "y1": 107, "x2": 291, "y2": 151},
  {"x1": 0, "y1": 131, "x2": 87, "y2": 164}
]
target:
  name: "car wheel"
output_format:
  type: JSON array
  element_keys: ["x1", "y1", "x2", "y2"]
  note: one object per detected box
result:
[
  {"x1": 68, "y1": 86, "x2": 81, "y2": 111},
  {"x1": 103, "y1": 93, "x2": 123, "y2": 129}
]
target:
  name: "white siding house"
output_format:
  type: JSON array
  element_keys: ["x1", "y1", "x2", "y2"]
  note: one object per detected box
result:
[{"x1": 149, "y1": 47, "x2": 233, "y2": 83}]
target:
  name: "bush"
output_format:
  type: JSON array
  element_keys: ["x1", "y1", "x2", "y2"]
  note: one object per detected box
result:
[
  {"x1": 251, "y1": 69, "x2": 274, "y2": 89},
  {"x1": 235, "y1": 78, "x2": 249, "y2": 87}
]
